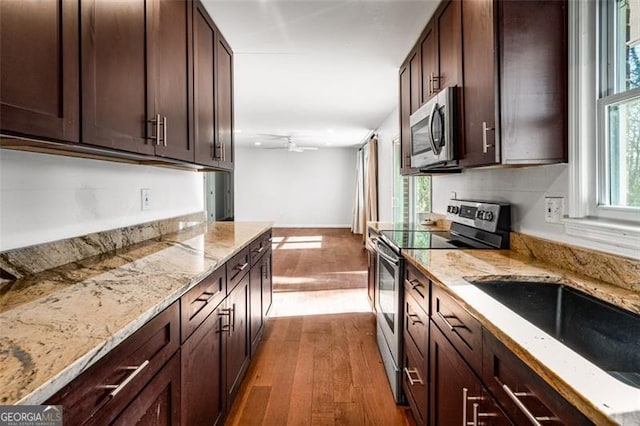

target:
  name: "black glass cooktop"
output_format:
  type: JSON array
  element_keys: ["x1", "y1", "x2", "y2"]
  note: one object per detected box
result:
[{"x1": 379, "y1": 230, "x2": 491, "y2": 250}]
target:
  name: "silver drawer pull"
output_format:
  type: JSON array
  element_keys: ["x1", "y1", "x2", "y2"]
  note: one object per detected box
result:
[
  {"x1": 408, "y1": 313, "x2": 423, "y2": 325},
  {"x1": 219, "y1": 308, "x2": 232, "y2": 334},
  {"x1": 462, "y1": 387, "x2": 483, "y2": 426},
  {"x1": 437, "y1": 311, "x2": 466, "y2": 332},
  {"x1": 408, "y1": 279, "x2": 423, "y2": 290},
  {"x1": 403, "y1": 367, "x2": 424, "y2": 385},
  {"x1": 502, "y1": 384, "x2": 557, "y2": 425},
  {"x1": 195, "y1": 291, "x2": 216, "y2": 304},
  {"x1": 254, "y1": 246, "x2": 265, "y2": 254},
  {"x1": 103, "y1": 360, "x2": 150, "y2": 398},
  {"x1": 482, "y1": 121, "x2": 495, "y2": 153},
  {"x1": 235, "y1": 262, "x2": 249, "y2": 271}
]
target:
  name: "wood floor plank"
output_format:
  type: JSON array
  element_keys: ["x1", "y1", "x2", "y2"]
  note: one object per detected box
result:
[{"x1": 235, "y1": 385, "x2": 271, "y2": 426}]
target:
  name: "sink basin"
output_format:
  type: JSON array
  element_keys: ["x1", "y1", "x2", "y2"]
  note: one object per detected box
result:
[{"x1": 470, "y1": 280, "x2": 640, "y2": 388}]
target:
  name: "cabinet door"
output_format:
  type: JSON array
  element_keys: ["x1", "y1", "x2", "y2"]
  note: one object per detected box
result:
[
  {"x1": 112, "y1": 351, "x2": 181, "y2": 426},
  {"x1": 216, "y1": 35, "x2": 234, "y2": 170},
  {"x1": 182, "y1": 305, "x2": 224, "y2": 426},
  {"x1": 81, "y1": 0, "x2": 154, "y2": 155},
  {"x1": 225, "y1": 273, "x2": 250, "y2": 407},
  {"x1": 249, "y1": 260, "x2": 264, "y2": 356},
  {"x1": 437, "y1": 0, "x2": 462, "y2": 90},
  {"x1": 261, "y1": 251, "x2": 273, "y2": 318},
  {"x1": 152, "y1": 0, "x2": 193, "y2": 162},
  {"x1": 430, "y1": 323, "x2": 510, "y2": 425},
  {"x1": 420, "y1": 24, "x2": 438, "y2": 102},
  {"x1": 0, "y1": 0, "x2": 79, "y2": 142},
  {"x1": 193, "y1": 2, "x2": 217, "y2": 167},
  {"x1": 367, "y1": 249, "x2": 376, "y2": 310},
  {"x1": 409, "y1": 49, "x2": 421, "y2": 114},
  {"x1": 399, "y1": 63, "x2": 419, "y2": 175},
  {"x1": 460, "y1": 0, "x2": 498, "y2": 167}
]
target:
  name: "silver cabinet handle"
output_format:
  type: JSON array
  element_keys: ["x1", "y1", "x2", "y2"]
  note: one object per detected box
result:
[
  {"x1": 219, "y1": 308, "x2": 232, "y2": 334},
  {"x1": 162, "y1": 116, "x2": 167, "y2": 147},
  {"x1": 403, "y1": 367, "x2": 423, "y2": 385},
  {"x1": 432, "y1": 73, "x2": 440, "y2": 93},
  {"x1": 482, "y1": 121, "x2": 495, "y2": 153},
  {"x1": 221, "y1": 142, "x2": 226, "y2": 162},
  {"x1": 254, "y1": 246, "x2": 265, "y2": 254},
  {"x1": 408, "y1": 313, "x2": 423, "y2": 325},
  {"x1": 231, "y1": 304, "x2": 236, "y2": 332},
  {"x1": 502, "y1": 384, "x2": 557, "y2": 425},
  {"x1": 235, "y1": 262, "x2": 249, "y2": 272},
  {"x1": 462, "y1": 388, "x2": 483, "y2": 426},
  {"x1": 148, "y1": 114, "x2": 161, "y2": 145},
  {"x1": 437, "y1": 311, "x2": 466, "y2": 332},
  {"x1": 408, "y1": 279, "x2": 423, "y2": 290},
  {"x1": 103, "y1": 360, "x2": 150, "y2": 398},
  {"x1": 195, "y1": 291, "x2": 216, "y2": 304}
]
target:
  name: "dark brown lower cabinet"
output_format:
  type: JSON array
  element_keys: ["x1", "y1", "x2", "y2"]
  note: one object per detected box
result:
[
  {"x1": 483, "y1": 331, "x2": 593, "y2": 425},
  {"x1": 110, "y1": 351, "x2": 181, "y2": 426},
  {"x1": 367, "y1": 245, "x2": 377, "y2": 310},
  {"x1": 181, "y1": 304, "x2": 224, "y2": 426},
  {"x1": 261, "y1": 251, "x2": 273, "y2": 318},
  {"x1": 430, "y1": 322, "x2": 511, "y2": 426},
  {"x1": 225, "y1": 272, "x2": 250, "y2": 407},
  {"x1": 250, "y1": 258, "x2": 264, "y2": 356}
]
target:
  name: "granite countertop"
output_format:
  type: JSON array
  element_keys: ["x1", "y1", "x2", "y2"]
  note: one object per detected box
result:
[
  {"x1": 0, "y1": 221, "x2": 272, "y2": 405},
  {"x1": 403, "y1": 248, "x2": 640, "y2": 426}
]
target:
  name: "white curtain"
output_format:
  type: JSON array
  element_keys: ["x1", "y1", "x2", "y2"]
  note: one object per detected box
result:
[
  {"x1": 352, "y1": 137, "x2": 378, "y2": 236},
  {"x1": 351, "y1": 147, "x2": 366, "y2": 234}
]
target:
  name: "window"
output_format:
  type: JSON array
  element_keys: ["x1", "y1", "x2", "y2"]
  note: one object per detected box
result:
[
  {"x1": 566, "y1": 0, "x2": 640, "y2": 255},
  {"x1": 392, "y1": 139, "x2": 431, "y2": 224},
  {"x1": 598, "y1": 0, "x2": 640, "y2": 209}
]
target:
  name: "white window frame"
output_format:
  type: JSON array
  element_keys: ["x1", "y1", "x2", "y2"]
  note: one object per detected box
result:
[{"x1": 565, "y1": 0, "x2": 640, "y2": 255}]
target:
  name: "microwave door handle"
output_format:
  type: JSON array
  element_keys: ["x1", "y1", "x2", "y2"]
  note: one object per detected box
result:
[{"x1": 427, "y1": 102, "x2": 439, "y2": 155}]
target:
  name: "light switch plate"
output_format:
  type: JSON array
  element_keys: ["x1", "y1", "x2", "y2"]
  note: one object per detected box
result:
[
  {"x1": 141, "y1": 188, "x2": 151, "y2": 211},
  {"x1": 545, "y1": 197, "x2": 563, "y2": 223}
]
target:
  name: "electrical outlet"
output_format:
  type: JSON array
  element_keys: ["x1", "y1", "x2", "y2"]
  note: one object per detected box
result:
[
  {"x1": 450, "y1": 191, "x2": 457, "y2": 200},
  {"x1": 545, "y1": 197, "x2": 563, "y2": 223},
  {"x1": 141, "y1": 188, "x2": 151, "y2": 211}
]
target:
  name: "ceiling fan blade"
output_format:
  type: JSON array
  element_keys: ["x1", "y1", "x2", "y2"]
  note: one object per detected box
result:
[
  {"x1": 256, "y1": 133, "x2": 290, "y2": 139},
  {"x1": 298, "y1": 147, "x2": 319, "y2": 151}
]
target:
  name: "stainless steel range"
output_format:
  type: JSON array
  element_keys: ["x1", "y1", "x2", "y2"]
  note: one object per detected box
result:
[{"x1": 374, "y1": 199, "x2": 511, "y2": 404}]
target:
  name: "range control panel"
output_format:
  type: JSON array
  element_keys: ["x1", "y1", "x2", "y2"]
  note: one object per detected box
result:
[{"x1": 446, "y1": 199, "x2": 510, "y2": 233}]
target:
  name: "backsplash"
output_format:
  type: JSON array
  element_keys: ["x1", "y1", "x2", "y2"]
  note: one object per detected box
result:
[
  {"x1": 510, "y1": 232, "x2": 640, "y2": 293},
  {"x1": 0, "y1": 212, "x2": 205, "y2": 280}
]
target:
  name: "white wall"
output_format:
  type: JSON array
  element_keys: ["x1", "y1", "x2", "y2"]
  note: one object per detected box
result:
[
  {"x1": 375, "y1": 107, "x2": 399, "y2": 223},
  {"x1": 234, "y1": 147, "x2": 356, "y2": 227},
  {"x1": 0, "y1": 150, "x2": 204, "y2": 251},
  {"x1": 431, "y1": 164, "x2": 636, "y2": 257}
]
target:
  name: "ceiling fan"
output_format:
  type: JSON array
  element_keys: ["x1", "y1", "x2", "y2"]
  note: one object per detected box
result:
[{"x1": 259, "y1": 135, "x2": 319, "y2": 153}]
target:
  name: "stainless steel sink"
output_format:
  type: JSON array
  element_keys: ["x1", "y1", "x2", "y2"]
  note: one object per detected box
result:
[{"x1": 469, "y1": 280, "x2": 640, "y2": 388}]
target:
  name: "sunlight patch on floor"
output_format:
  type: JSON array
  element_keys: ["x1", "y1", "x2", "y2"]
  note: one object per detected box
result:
[
  {"x1": 268, "y1": 288, "x2": 372, "y2": 318},
  {"x1": 272, "y1": 235, "x2": 324, "y2": 250}
]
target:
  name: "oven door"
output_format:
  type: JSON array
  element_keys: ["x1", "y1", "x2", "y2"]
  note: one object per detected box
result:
[{"x1": 375, "y1": 240, "x2": 403, "y2": 381}]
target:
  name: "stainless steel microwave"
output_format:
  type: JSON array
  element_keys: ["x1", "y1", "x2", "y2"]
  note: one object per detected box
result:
[{"x1": 410, "y1": 86, "x2": 458, "y2": 170}]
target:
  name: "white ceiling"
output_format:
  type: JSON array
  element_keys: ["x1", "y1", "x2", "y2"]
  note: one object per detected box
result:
[{"x1": 202, "y1": 0, "x2": 440, "y2": 149}]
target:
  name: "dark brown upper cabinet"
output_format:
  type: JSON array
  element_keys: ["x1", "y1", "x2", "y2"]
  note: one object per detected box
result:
[
  {"x1": 81, "y1": 0, "x2": 193, "y2": 161},
  {"x1": 460, "y1": 0, "x2": 567, "y2": 168},
  {"x1": 420, "y1": 24, "x2": 438, "y2": 103},
  {"x1": 216, "y1": 35, "x2": 234, "y2": 171},
  {"x1": 194, "y1": 2, "x2": 234, "y2": 170},
  {"x1": 0, "y1": 0, "x2": 80, "y2": 143},
  {"x1": 400, "y1": 61, "x2": 419, "y2": 176}
]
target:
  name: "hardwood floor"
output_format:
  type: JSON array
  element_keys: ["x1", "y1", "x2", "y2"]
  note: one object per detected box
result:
[
  {"x1": 225, "y1": 289, "x2": 415, "y2": 426},
  {"x1": 226, "y1": 228, "x2": 413, "y2": 425},
  {"x1": 271, "y1": 228, "x2": 367, "y2": 292}
]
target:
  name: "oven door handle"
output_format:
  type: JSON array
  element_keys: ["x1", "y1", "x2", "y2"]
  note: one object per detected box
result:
[{"x1": 377, "y1": 248, "x2": 400, "y2": 266}]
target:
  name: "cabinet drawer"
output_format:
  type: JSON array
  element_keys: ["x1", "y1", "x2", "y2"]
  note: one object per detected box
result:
[
  {"x1": 47, "y1": 302, "x2": 180, "y2": 425},
  {"x1": 226, "y1": 247, "x2": 250, "y2": 294},
  {"x1": 431, "y1": 282, "x2": 482, "y2": 374},
  {"x1": 249, "y1": 230, "x2": 272, "y2": 265},
  {"x1": 483, "y1": 332, "x2": 593, "y2": 425},
  {"x1": 404, "y1": 290, "x2": 429, "y2": 361},
  {"x1": 403, "y1": 341, "x2": 428, "y2": 426},
  {"x1": 404, "y1": 264, "x2": 429, "y2": 314},
  {"x1": 181, "y1": 266, "x2": 226, "y2": 342}
]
